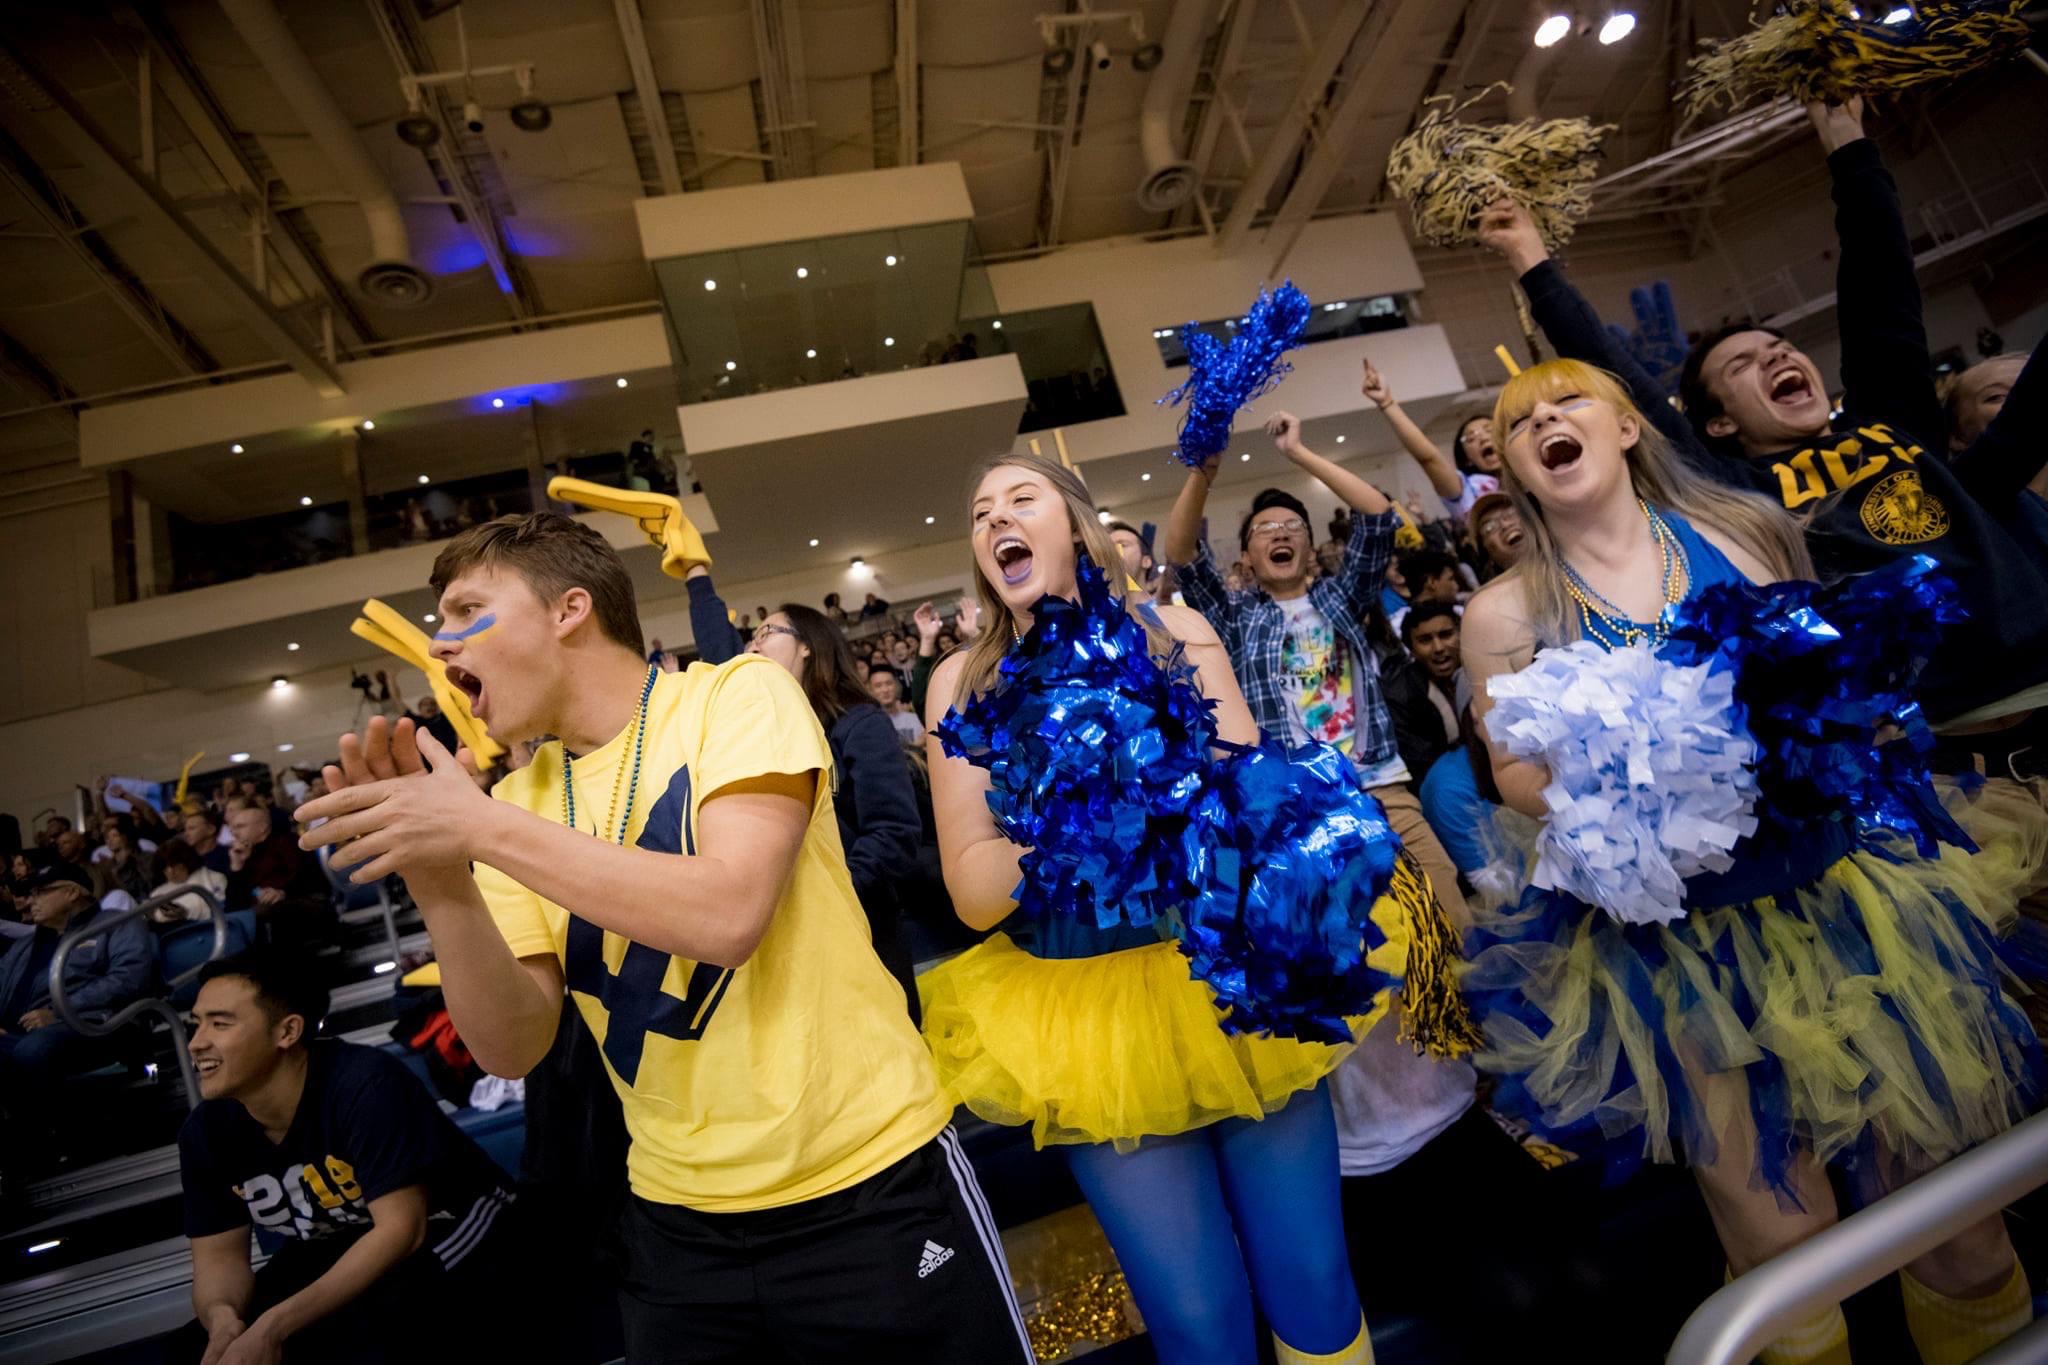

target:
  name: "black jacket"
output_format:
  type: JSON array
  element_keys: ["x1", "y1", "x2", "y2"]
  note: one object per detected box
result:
[
  {"x1": 1519, "y1": 139, "x2": 2048, "y2": 723},
  {"x1": 1379, "y1": 656, "x2": 1453, "y2": 788}
]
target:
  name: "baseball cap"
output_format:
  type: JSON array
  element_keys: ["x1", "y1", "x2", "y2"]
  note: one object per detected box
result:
[{"x1": 19, "y1": 861, "x2": 93, "y2": 895}]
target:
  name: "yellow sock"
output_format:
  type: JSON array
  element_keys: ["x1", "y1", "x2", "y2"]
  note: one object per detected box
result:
[
  {"x1": 1901, "y1": 1260, "x2": 2032, "y2": 1365},
  {"x1": 1273, "y1": 1316, "x2": 1373, "y2": 1365},
  {"x1": 1756, "y1": 1304, "x2": 1851, "y2": 1365}
]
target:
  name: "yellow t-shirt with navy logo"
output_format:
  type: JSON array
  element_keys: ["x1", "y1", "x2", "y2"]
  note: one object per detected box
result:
[{"x1": 474, "y1": 656, "x2": 951, "y2": 1212}]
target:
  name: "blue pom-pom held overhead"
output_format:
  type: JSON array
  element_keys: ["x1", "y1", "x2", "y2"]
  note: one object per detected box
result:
[{"x1": 1158, "y1": 282, "x2": 1314, "y2": 469}]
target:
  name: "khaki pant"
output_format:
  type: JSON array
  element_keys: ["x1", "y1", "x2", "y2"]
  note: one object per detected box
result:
[{"x1": 1370, "y1": 782, "x2": 1472, "y2": 934}]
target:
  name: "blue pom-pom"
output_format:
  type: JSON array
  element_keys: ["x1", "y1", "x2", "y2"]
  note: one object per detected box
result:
[
  {"x1": 1180, "y1": 740, "x2": 1404, "y2": 1042},
  {"x1": 1659, "y1": 554, "x2": 1973, "y2": 858},
  {"x1": 934, "y1": 559, "x2": 1217, "y2": 929},
  {"x1": 1485, "y1": 641, "x2": 1758, "y2": 926},
  {"x1": 1157, "y1": 283, "x2": 1313, "y2": 469}
]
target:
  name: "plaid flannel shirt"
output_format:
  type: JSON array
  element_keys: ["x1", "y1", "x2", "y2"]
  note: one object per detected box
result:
[{"x1": 1175, "y1": 508, "x2": 1401, "y2": 769}]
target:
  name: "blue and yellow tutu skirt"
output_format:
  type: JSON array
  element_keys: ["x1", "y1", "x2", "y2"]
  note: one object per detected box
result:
[
  {"x1": 1463, "y1": 840, "x2": 2039, "y2": 1196},
  {"x1": 919, "y1": 856, "x2": 1468, "y2": 1151}
]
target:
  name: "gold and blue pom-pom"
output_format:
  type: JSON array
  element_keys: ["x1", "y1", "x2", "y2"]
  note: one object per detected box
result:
[
  {"x1": 1383, "y1": 83, "x2": 1613, "y2": 252},
  {"x1": 1659, "y1": 554, "x2": 1974, "y2": 858},
  {"x1": 935, "y1": 558, "x2": 1217, "y2": 931},
  {"x1": 1156, "y1": 282, "x2": 1313, "y2": 470},
  {"x1": 1680, "y1": 1, "x2": 2033, "y2": 120},
  {"x1": 1180, "y1": 740, "x2": 1405, "y2": 1044}
]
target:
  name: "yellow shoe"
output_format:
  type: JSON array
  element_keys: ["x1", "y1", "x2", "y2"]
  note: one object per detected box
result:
[
  {"x1": 351, "y1": 599, "x2": 504, "y2": 768},
  {"x1": 548, "y1": 475, "x2": 711, "y2": 577}
]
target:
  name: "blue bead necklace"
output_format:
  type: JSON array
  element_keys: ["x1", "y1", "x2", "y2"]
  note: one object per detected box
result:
[{"x1": 562, "y1": 663, "x2": 659, "y2": 845}]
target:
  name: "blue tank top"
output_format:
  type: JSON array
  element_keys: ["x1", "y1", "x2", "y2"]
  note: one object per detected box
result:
[{"x1": 1576, "y1": 509, "x2": 1850, "y2": 906}]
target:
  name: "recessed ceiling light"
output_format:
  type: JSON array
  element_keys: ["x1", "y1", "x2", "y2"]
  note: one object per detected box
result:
[
  {"x1": 230, "y1": 752, "x2": 251, "y2": 763},
  {"x1": 287, "y1": 641, "x2": 301, "y2": 651},
  {"x1": 992, "y1": 320, "x2": 1003, "y2": 330},
  {"x1": 850, "y1": 556, "x2": 867, "y2": 570},
  {"x1": 277, "y1": 742, "x2": 294, "y2": 753},
  {"x1": 361, "y1": 420, "x2": 375, "y2": 430},
  {"x1": 615, "y1": 377, "x2": 629, "y2": 388},
  {"x1": 491, "y1": 397, "x2": 505, "y2": 408},
  {"x1": 884, "y1": 254, "x2": 898, "y2": 266},
  {"x1": 418, "y1": 474, "x2": 430, "y2": 484},
  {"x1": 423, "y1": 613, "x2": 436, "y2": 623},
  {"x1": 805, "y1": 348, "x2": 817, "y2": 358},
  {"x1": 725, "y1": 360, "x2": 737, "y2": 371},
  {"x1": 1097, "y1": 509, "x2": 1112, "y2": 524},
  {"x1": 1534, "y1": 13, "x2": 1571, "y2": 46},
  {"x1": 1239, "y1": 452, "x2": 1251, "y2": 462},
  {"x1": 1141, "y1": 472, "x2": 1152, "y2": 481},
  {"x1": 230, "y1": 442, "x2": 244, "y2": 454},
  {"x1": 704, "y1": 278, "x2": 717, "y2": 291},
  {"x1": 796, "y1": 266, "x2": 809, "y2": 279},
  {"x1": 924, "y1": 515, "x2": 935, "y2": 524},
  {"x1": 1335, "y1": 435, "x2": 1346, "y2": 444},
  {"x1": 1599, "y1": 12, "x2": 1638, "y2": 43},
  {"x1": 300, "y1": 495, "x2": 313, "y2": 506},
  {"x1": 883, "y1": 336, "x2": 895, "y2": 347},
  {"x1": 270, "y1": 676, "x2": 289, "y2": 690},
  {"x1": 809, "y1": 537, "x2": 820, "y2": 547}
]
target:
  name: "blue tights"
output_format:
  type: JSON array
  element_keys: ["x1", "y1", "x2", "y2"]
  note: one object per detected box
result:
[{"x1": 1062, "y1": 1083, "x2": 1362, "y2": 1364}]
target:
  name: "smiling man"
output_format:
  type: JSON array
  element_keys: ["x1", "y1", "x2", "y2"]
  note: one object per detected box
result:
[
  {"x1": 295, "y1": 513, "x2": 1029, "y2": 1363},
  {"x1": 177, "y1": 949, "x2": 520, "y2": 1365},
  {"x1": 1478, "y1": 98, "x2": 2048, "y2": 798}
]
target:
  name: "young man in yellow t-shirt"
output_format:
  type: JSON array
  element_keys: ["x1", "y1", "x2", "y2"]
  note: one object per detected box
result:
[{"x1": 297, "y1": 513, "x2": 1030, "y2": 1362}]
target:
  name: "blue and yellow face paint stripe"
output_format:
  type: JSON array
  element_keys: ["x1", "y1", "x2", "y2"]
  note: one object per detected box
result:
[{"x1": 432, "y1": 613, "x2": 497, "y2": 643}]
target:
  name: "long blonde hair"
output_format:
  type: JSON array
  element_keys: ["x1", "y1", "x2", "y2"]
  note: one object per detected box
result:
[
  {"x1": 954, "y1": 450, "x2": 1169, "y2": 699},
  {"x1": 1490, "y1": 359, "x2": 1812, "y2": 647}
]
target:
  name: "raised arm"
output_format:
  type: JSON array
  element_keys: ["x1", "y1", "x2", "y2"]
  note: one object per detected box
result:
[
  {"x1": 1816, "y1": 99, "x2": 1944, "y2": 442},
  {"x1": 1162, "y1": 454, "x2": 1219, "y2": 567},
  {"x1": 1361, "y1": 358, "x2": 1462, "y2": 501},
  {"x1": 1460, "y1": 580, "x2": 1550, "y2": 820},
  {"x1": 685, "y1": 566, "x2": 746, "y2": 665},
  {"x1": 1267, "y1": 411, "x2": 1389, "y2": 515}
]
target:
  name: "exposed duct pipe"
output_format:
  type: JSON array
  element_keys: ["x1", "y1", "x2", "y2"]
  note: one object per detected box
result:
[
  {"x1": 1137, "y1": 0, "x2": 1220, "y2": 213},
  {"x1": 216, "y1": 0, "x2": 432, "y2": 306}
]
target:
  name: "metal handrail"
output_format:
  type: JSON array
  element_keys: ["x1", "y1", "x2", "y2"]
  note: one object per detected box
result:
[
  {"x1": 1668, "y1": 1108, "x2": 2048, "y2": 1365},
  {"x1": 47, "y1": 885, "x2": 228, "y2": 1111}
]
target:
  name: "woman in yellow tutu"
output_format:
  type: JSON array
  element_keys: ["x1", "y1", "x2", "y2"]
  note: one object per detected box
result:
[
  {"x1": 1461, "y1": 359, "x2": 2039, "y2": 1365},
  {"x1": 920, "y1": 450, "x2": 1382, "y2": 1365}
]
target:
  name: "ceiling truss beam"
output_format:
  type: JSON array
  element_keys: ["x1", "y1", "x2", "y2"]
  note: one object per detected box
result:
[{"x1": 614, "y1": 0, "x2": 682, "y2": 194}]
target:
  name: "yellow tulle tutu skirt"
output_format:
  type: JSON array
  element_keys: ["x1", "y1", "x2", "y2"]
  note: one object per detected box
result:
[
  {"x1": 919, "y1": 935, "x2": 1384, "y2": 1151},
  {"x1": 1938, "y1": 773, "x2": 2048, "y2": 905}
]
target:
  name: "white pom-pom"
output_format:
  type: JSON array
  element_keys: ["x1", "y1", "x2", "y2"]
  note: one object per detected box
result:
[{"x1": 1485, "y1": 641, "x2": 1759, "y2": 927}]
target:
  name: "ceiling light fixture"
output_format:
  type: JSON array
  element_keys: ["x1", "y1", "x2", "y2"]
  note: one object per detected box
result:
[
  {"x1": 1239, "y1": 452, "x2": 1251, "y2": 462},
  {"x1": 809, "y1": 537, "x2": 820, "y2": 547},
  {"x1": 277, "y1": 743, "x2": 294, "y2": 753},
  {"x1": 423, "y1": 613, "x2": 436, "y2": 623},
  {"x1": 796, "y1": 266, "x2": 809, "y2": 279},
  {"x1": 849, "y1": 556, "x2": 867, "y2": 572},
  {"x1": 1335, "y1": 435, "x2": 1347, "y2": 444},
  {"x1": 1598, "y1": 11, "x2": 1637, "y2": 43},
  {"x1": 884, "y1": 254, "x2": 898, "y2": 266},
  {"x1": 287, "y1": 642, "x2": 301, "y2": 651},
  {"x1": 491, "y1": 397, "x2": 505, "y2": 408},
  {"x1": 704, "y1": 278, "x2": 717, "y2": 291},
  {"x1": 616, "y1": 377, "x2": 628, "y2": 388},
  {"x1": 992, "y1": 320, "x2": 1003, "y2": 330},
  {"x1": 360, "y1": 420, "x2": 375, "y2": 431},
  {"x1": 230, "y1": 442, "x2": 244, "y2": 454},
  {"x1": 230, "y1": 752, "x2": 251, "y2": 763},
  {"x1": 883, "y1": 336, "x2": 895, "y2": 347},
  {"x1": 270, "y1": 676, "x2": 289, "y2": 690},
  {"x1": 924, "y1": 515, "x2": 936, "y2": 524},
  {"x1": 805, "y1": 348, "x2": 817, "y2": 358},
  {"x1": 300, "y1": 496, "x2": 313, "y2": 506},
  {"x1": 725, "y1": 360, "x2": 737, "y2": 371},
  {"x1": 1096, "y1": 509, "x2": 1112, "y2": 524},
  {"x1": 1534, "y1": 13, "x2": 1572, "y2": 46},
  {"x1": 1141, "y1": 472, "x2": 1152, "y2": 481},
  {"x1": 418, "y1": 474, "x2": 430, "y2": 484}
]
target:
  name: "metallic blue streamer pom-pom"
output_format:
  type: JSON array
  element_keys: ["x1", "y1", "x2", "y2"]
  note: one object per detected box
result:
[
  {"x1": 1658, "y1": 554, "x2": 1973, "y2": 857},
  {"x1": 1182, "y1": 740, "x2": 1403, "y2": 1043},
  {"x1": 1157, "y1": 283, "x2": 1314, "y2": 469},
  {"x1": 934, "y1": 558, "x2": 1218, "y2": 931}
]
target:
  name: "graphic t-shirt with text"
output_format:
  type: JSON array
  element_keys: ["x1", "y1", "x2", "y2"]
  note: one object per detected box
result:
[{"x1": 1276, "y1": 595, "x2": 1355, "y2": 754}]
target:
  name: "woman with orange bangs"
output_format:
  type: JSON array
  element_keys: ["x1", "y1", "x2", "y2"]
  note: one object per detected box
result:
[{"x1": 1461, "y1": 359, "x2": 2038, "y2": 1365}]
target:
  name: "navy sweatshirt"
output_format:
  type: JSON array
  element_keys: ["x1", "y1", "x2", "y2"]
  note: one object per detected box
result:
[{"x1": 1519, "y1": 139, "x2": 2048, "y2": 723}]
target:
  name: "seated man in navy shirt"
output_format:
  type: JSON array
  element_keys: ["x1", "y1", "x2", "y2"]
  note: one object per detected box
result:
[{"x1": 176, "y1": 950, "x2": 523, "y2": 1365}]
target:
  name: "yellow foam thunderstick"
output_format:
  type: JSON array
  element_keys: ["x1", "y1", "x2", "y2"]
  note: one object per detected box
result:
[
  {"x1": 547, "y1": 476, "x2": 710, "y2": 579},
  {"x1": 350, "y1": 599, "x2": 504, "y2": 769}
]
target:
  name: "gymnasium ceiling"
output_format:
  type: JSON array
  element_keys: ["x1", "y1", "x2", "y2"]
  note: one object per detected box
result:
[{"x1": 0, "y1": 0, "x2": 1828, "y2": 473}]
